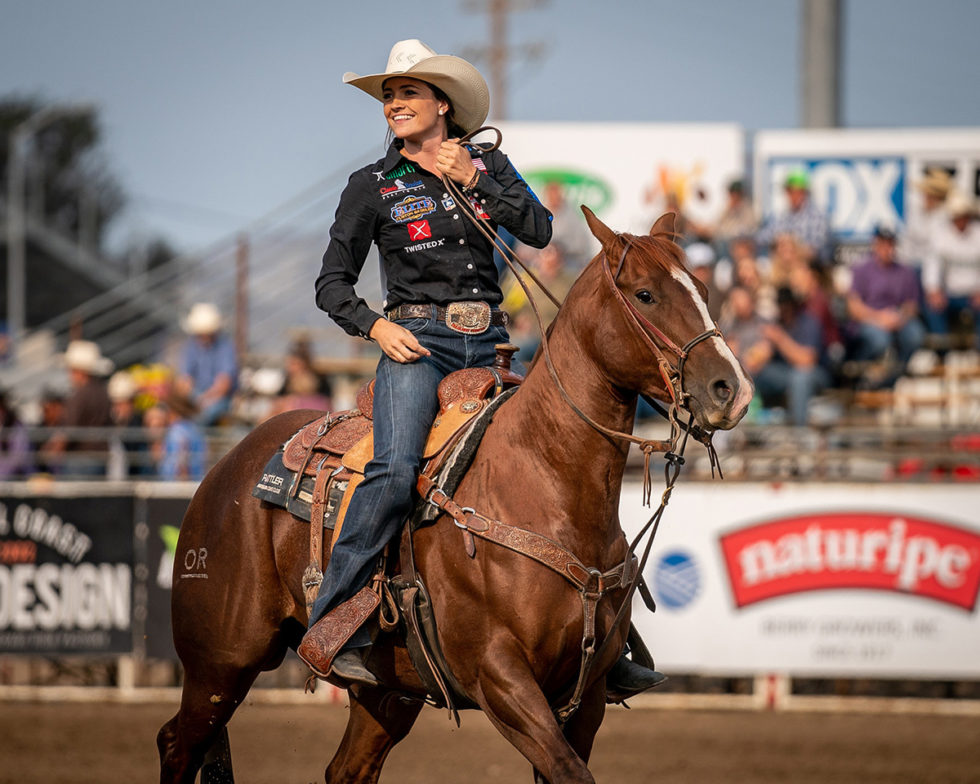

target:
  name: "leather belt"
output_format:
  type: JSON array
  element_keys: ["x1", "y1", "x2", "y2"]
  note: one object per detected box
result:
[{"x1": 386, "y1": 302, "x2": 509, "y2": 334}]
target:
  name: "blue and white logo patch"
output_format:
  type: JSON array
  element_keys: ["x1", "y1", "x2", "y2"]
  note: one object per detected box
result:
[{"x1": 651, "y1": 550, "x2": 700, "y2": 610}]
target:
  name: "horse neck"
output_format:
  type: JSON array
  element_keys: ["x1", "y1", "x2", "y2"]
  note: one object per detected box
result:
[{"x1": 501, "y1": 282, "x2": 639, "y2": 542}]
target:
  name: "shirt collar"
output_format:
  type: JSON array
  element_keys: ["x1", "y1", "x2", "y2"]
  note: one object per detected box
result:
[{"x1": 382, "y1": 140, "x2": 412, "y2": 177}]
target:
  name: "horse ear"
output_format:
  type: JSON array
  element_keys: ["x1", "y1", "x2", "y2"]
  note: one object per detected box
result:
[
  {"x1": 650, "y1": 212, "x2": 676, "y2": 238},
  {"x1": 581, "y1": 205, "x2": 618, "y2": 248}
]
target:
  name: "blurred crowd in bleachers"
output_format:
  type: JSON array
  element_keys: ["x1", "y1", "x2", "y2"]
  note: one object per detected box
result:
[
  {"x1": 0, "y1": 301, "x2": 336, "y2": 482},
  {"x1": 2, "y1": 166, "x2": 980, "y2": 481},
  {"x1": 509, "y1": 167, "x2": 980, "y2": 428}
]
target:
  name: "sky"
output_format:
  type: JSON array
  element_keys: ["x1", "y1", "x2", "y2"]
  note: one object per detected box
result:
[{"x1": 2, "y1": 0, "x2": 979, "y2": 254}]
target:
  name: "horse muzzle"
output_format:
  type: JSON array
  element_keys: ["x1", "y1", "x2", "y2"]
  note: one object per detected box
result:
[{"x1": 687, "y1": 364, "x2": 754, "y2": 432}]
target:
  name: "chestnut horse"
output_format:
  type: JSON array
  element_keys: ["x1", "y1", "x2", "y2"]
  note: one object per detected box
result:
[{"x1": 158, "y1": 209, "x2": 752, "y2": 783}]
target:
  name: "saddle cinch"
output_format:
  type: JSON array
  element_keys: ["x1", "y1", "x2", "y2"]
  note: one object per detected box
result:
[{"x1": 252, "y1": 344, "x2": 523, "y2": 705}]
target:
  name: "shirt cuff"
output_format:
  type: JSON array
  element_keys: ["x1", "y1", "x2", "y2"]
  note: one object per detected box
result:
[{"x1": 354, "y1": 309, "x2": 384, "y2": 340}]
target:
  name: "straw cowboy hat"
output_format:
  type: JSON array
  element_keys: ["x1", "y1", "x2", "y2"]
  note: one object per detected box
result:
[
  {"x1": 182, "y1": 302, "x2": 223, "y2": 335},
  {"x1": 63, "y1": 340, "x2": 114, "y2": 376},
  {"x1": 107, "y1": 370, "x2": 138, "y2": 402},
  {"x1": 946, "y1": 190, "x2": 977, "y2": 218},
  {"x1": 915, "y1": 168, "x2": 953, "y2": 199},
  {"x1": 343, "y1": 39, "x2": 489, "y2": 134}
]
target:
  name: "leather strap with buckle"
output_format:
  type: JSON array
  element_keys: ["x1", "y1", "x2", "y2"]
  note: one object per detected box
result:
[{"x1": 386, "y1": 302, "x2": 509, "y2": 334}]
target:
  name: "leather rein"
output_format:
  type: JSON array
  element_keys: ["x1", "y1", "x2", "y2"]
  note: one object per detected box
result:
[{"x1": 425, "y1": 127, "x2": 726, "y2": 722}]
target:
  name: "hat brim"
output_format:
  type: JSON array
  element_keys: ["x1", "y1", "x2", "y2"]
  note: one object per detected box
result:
[{"x1": 344, "y1": 55, "x2": 489, "y2": 134}]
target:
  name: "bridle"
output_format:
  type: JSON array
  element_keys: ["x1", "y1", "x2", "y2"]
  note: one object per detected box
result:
[{"x1": 603, "y1": 236, "x2": 723, "y2": 416}]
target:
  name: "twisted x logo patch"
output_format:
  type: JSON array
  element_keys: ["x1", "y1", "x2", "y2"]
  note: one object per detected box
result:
[{"x1": 407, "y1": 220, "x2": 431, "y2": 240}]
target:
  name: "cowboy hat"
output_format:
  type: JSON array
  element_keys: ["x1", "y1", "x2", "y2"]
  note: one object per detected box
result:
[
  {"x1": 343, "y1": 39, "x2": 489, "y2": 134},
  {"x1": 182, "y1": 302, "x2": 223, "y2": 335},
  {"x1": 63, "y1": 340, "x2": 114, "y2": 376},
  {"x1": 915, "y1": 168, "x2": 953, "y2": 199},
  {"x1": 946, "y1": 190, "x2": 977, "y2": 218},
  {"x1": 107, "y1": 370, "x2": 138, "y2": 402}
]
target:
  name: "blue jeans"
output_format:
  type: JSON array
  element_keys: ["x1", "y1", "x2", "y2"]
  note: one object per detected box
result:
[
  {"x1": 753, "y1": 361, "x2": 829, "y2": 426},
  {"x1": 852, "y1": 319, "x2": 926, "y2": 364},
  {"x1": 923, "y1": 296, "x2": 980, "y2": 346},
  {"x1": 309, "y1": 313, "x2": 510, "y2": 641}
]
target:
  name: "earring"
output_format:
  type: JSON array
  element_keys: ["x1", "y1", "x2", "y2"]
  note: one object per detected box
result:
[{"x1": 438, "y1": 108, "x2": 445, "y2": 115}]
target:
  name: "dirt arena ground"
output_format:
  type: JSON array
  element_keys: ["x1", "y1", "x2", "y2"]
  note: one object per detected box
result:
[{"x1": 2, "y1": 699, "x2": 979, "y2": 783}]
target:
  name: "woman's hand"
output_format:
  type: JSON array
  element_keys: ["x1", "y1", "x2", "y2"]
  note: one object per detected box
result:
[
  {"x1": 369, "y1": 318, "x2": 432, "y2": 363},
  {"x1": 436, "y1": 140, "x2": 477, "y2": 186}
]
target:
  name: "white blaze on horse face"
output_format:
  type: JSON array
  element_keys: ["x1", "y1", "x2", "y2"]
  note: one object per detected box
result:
[{"x1": 669, "y1": 268, "x2": 754, "y2": 416}]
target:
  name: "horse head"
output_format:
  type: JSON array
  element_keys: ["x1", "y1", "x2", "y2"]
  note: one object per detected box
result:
[{"x1": 578, "y1": 206, "x2": 753, "y2": 432}]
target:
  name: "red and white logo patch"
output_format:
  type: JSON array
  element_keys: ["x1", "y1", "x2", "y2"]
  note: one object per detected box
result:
[
  {"x1": 407, "y1": 220, "x2": 431, "y2": 241},
  {"x1": 719, "y1": 513, "x2": 980, "y2": 611}
]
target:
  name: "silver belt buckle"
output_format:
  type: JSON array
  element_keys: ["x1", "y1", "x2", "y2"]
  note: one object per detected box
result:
[{"x1": 446, "y1": 301, "x2": 491, "y2": 334}]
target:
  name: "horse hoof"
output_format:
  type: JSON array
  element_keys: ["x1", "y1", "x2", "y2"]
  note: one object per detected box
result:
[{"x1": 330, "y1": 650, "x2": 380, "y2": 687}]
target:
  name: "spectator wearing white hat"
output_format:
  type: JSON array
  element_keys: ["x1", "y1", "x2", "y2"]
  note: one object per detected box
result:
[
  {"x1": 922, "y1": 191, "x2": 980, "y2": 347},
  {"x1": 107, "y1": 370, "x2": 151, "y2": 477},
  {"x1": 175, "y1": 302, "x2": 238, "y2": 426},
  {"x1": 899, "y1": 168, "x2": 952, "y2": 269},
  {"x1": 41, "y1": 339, "x2": 114, "y2": 477}
]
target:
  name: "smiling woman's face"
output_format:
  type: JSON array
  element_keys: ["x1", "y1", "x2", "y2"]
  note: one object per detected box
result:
[{"x1": 381, "y1": 77, "x2": 448, "y2": 143}]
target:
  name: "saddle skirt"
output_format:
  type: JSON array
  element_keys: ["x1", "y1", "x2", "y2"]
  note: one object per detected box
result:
[{"x1": 252, "y1": 359, "x2": 521, "y2": 535}]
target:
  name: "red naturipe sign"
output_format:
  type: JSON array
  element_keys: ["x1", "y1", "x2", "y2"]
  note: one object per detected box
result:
[{"x1": 719, "y1": 513, "x2": 980, "y2": 611}]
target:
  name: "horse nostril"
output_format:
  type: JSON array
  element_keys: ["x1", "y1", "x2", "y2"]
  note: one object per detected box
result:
[{"x1": 711, "y1": 379, "x2": 734, "y2": 405}]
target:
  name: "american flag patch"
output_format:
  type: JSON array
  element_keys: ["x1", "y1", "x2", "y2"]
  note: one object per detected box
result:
[{"x1": 471, "y1": 157, "x2": 487, "y2": 172}]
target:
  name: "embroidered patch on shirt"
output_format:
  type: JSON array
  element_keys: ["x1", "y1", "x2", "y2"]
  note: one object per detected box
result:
[
  {"x1": 379, "y1": 178, "x2": 424, "y2": 199},
  {"x1": 407, "y1": 220, "x2": 432, "y2": 240},
  {"x1": 442, "y1": 196, "x2": 457, "y2": 211},
  {"x1": 391, "y1": 195, "x2": 436, "y2": 223},
  {"x1": 472, "y1": 157, "x2": 487, "y2": 172},
  {"x1": 405, "y1": 238, "x2": 446, "y2": 253},
  {"x1": 468, "y1": 196, "x2": 490, "y2": 220},
  {"x1": 385, "y1": 162, "x2": 417, "y2": 180}
]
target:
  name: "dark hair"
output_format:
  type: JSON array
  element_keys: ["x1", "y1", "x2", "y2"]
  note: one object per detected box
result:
[{"x1": 430, "y1": 85, "x2": 467, "y2": 138}]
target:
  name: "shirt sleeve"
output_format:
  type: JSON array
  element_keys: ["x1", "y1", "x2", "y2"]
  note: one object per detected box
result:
[
  {"x1": 314, "y1": 171, "x2": 384, "y2": 338},
  {"x1": 469, "y1": 149, "x2": 553, "y2": 249}
]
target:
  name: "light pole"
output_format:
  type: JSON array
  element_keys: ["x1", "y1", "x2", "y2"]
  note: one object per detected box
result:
[{"x1": 6, "y1": 103, "x2": 94, "y2": 345}]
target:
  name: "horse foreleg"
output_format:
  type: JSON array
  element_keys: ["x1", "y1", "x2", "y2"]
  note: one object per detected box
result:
[
  {"x1": 532, "y1": 681, "x2": 606, "y2": 784},
  {"x1": 324, "y1": 686, "x2": 423, "y2": 784},
  {"x1": 473, "y1": 662, "x2": 596, "y2": 784}
]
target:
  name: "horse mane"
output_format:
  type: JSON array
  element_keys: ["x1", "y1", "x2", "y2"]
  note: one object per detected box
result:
[{"x1": 616, "y1": 230, "x2": 687, "y2": 274}]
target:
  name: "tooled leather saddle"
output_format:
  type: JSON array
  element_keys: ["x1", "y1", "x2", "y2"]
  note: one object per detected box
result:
[{"x1": 251, "y1": 344, "x2": 524, "y2": 616}]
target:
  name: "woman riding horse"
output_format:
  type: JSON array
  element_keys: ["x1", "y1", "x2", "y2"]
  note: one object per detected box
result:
[{"x1": 299, "y1": 38, "x2": 662, "y2": 697}]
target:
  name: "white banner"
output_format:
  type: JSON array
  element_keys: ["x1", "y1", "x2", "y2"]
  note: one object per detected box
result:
[
  {"x1": 495, "y1": 121, "x2": 744, "y2": 250},
  {"x1": 753, "y1": 128, "x2": 980, "y2": 243},
  {"x1": 621, "y1": 482, "x2": 980, "y2": 678}
]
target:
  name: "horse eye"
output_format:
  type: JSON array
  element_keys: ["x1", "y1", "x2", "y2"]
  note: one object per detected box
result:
[{"x1": 635, "y1": 290, "x2": 655, "y2": 304}]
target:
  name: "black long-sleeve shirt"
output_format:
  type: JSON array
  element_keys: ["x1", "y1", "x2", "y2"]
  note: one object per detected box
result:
[{"x1": 315, "y1": 140, "x2": 553, "y2": 337}]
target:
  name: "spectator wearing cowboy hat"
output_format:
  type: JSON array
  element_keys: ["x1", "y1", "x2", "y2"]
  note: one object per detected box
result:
[
  {"x1": 175, "y1": 302, "x2": 238, "y2": 427},
  {"x1": 756, "y1": 170, "x2": 832, "y2": 267},
  {"x1": 922, "y1": 191, "x2": 980, "y2": 347},
  {"x1": 899, "y1": 168, "x2": 953, "y2": 269},
  {"x1": 41, "y1": 339, "x2": 114, "y2": 477}
]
